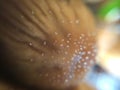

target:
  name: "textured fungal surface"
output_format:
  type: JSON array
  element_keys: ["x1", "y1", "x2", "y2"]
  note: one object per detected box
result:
[{"x1": 0, "y1": 0, "x2": 96, "y2": 90}]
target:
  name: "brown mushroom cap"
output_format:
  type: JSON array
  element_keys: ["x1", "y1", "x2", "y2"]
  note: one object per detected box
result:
[{"x1": 0, "y1": 0, "x2": 96, "y2": 89}]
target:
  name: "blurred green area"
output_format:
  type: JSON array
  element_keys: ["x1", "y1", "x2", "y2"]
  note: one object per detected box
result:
[
  {"x1": 84, "y1": 0, "x2": 120, "y2": 22},
  {"x1": 98, "y1": 0, "x2": 120, "y2": 19}
]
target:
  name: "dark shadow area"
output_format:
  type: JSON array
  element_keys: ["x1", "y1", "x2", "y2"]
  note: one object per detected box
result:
[{"x1": 0, "y1": 40, "x2": 29, "y2": 90}]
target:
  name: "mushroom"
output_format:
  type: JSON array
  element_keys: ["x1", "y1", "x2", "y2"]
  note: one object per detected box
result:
[{"x1": 0, "y1": 0, "x2": 96, "y2": 90}]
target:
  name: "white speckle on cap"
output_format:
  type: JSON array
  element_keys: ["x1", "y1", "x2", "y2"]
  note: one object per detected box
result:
[
  {"x1": 64, "y1": 72, "x2": 67, "y2": 75},
  {"x1": 81, "y1": 52, "x2": 86, "y2": 55},
  {"x1": 43, "y1": 41, "x2": 47, "y2": 45},
  {"x1": 80, "y1": 47, "x2": 83, "y2": 51},
  {"x1": 32, "y1": 11, "x2": 34, "y2": 15},
  {"x1": 61, "y1": 39, "x2": 65, "y2": 42},
  {"x1": 65, "y1": 51, "x2": 68, "y2": 55},
  {"x1": 45, "y1": 73, "x2": 49, "y2": 77},
  {"x1": 61, "y1": 20, "x2": 65, "y2": 23},
  {"x1": 55, "y1": 32, "x2": 58, "y2": 35},
  {"x1": 69, "y1": 20, "x2": 73, "y2": 23},
  {"x1": 66, "y1": 40, "x2": 70, "y2": 43},
  {"x1": 67, "y1": 33, "x2": 72, "y2": 37},
  {"x1": 29, "y1": 42, "x2": 33, "y2": 46},
  {"x1": 29, "y1": 58, "x2": 34, "y2": 62},
  {"x1": 60, "y1": 44, "x2": 64, "y2": 47},
  {"x1": 84, "y1": 62, "x2": 87, "y2": 65},
  {"x1": 41, "y1": 53, "x2": 45, "y2": 56},
  {"x1": 62, "y1": 57, "x2": 66, "y2": 60},
  {"x1": 66, "y1": 45, "x2": 70, "y2": 48},
  {"x1": 67, "y1": 61, "x2": 70, "y2": 64},
  {"x1": 87, "y1": 51, "x2": 91, "y2": 54},
  {"x1": 65, "y1": 79, "x2": 68, "y2": 83},
  {"x1": 69, "y1": 75, "x2": 73, "y2": 79},
  {"x1": 75, "y1": 20, "x2": 80, "y2": 24},
  {"x1": 21, "y1": 15, "x2": 24, "y2": 18},
  {"x1": 48, "y1": 10, "x2": 52, "y2": 14},
  {"x1": 85, "y1": 56, "x2": 89, "y2": 60},
  {"x1": 79, "y1": 36, "x2": 82, "y2": 39}
]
